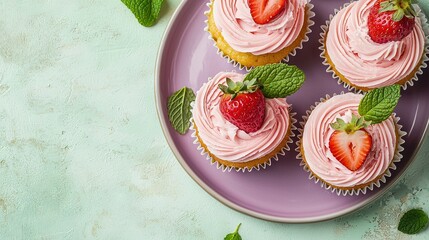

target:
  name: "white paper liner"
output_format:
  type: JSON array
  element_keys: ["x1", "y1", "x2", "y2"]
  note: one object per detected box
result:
[
  {"x1": 319, "y1": 1, "x2": 429, "y2": 92},
  {"x1": 190, "y1": 104, "x2": 297, "y2": 173},
  {"x1": 204, "y1": 0, "x2": 315, "y2": 71},
  {"x1": 295, "y1": 93, "x2": 407, "y2": 196}
]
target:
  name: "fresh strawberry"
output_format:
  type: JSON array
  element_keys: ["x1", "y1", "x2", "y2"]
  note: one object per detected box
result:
[
  {"x1": 367, "y1": 0, "x2": 417, "y2": 44},
  {"x1": 328, "y1": 114, "x2": 373, "y2": 171},
  {"x1": 218, "y1": 78, "x2": 265, "y2": 133},
  {"x1": 248, "y1": 0, "x2": 287, "y2": 25}
]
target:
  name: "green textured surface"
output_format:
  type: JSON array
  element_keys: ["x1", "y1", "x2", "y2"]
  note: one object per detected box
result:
[{"x1": 0, "y1": 0, "x2": 428, "y2": 239}]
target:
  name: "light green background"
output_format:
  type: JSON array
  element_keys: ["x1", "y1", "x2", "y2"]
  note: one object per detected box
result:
[{"x1": 0, "y1": 0, "x2": 428, "y2": 239}]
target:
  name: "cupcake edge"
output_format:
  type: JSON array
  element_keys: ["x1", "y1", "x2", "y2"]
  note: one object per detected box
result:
[
  {"x1": 190, "y1": 104, "x2": 297, "y2": 172},
  {"x1": 295, "y1": 93, "x2": 407, "y2": 196},
  {"x1": 204, "y1": 0, "x2": 316, "y2": 70},
  {"x1": 319, "y1": 1, "x2": 429, "y2": 92}
]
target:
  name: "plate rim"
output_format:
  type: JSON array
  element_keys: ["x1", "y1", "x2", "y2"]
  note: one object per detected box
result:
[{"x1": 154, "y1": 0, "x2": 429, "y2": 223}]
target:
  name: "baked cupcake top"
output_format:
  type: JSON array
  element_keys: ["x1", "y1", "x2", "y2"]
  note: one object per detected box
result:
[
  {"x1": 302, "y1": 93, "x2": 397, "y2": 188},
  {"x1": 212, "y1": 0, "x2": 307, "y2": 55},
  {"x1": 325, "y1": 0, "x2": 426, "y2": 89},
  {"x1": 193, "y1": 72, "x2": 291, "y2": 162}
]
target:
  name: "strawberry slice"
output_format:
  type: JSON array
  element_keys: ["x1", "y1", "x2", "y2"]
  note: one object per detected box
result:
[
  {"x1": 328, "y1": 115, "x2": 372, "y2": 171},
  {"x1": 248, "y1": 0, "x2": 287, "y2": 25},
  {"x1": 219, "y1": 78, "x2": 265, "y2": 133}
]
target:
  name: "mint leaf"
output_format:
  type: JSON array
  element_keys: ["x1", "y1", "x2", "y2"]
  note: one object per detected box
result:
[
  {"x1": 167, "y1": 87, "x2": 195, "y2": 135},
  {"x1": 224, "y1": 223, "x2": 242, "y2": 240},
  {"x1": 121, "y1": 0, "x2": 164, "y2": 27},
  {"x1": 244, "y1": 63, "x2": 305, "y2": 99},
  {"x1": 398, "y1": 209, "x2": 428, "y2": 234},
  {"x1": 358, "y1": 85, "x2": 401, "y2": 124}
]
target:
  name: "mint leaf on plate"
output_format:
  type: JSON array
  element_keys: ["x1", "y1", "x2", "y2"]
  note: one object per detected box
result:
[
  {"x1": 224, "y1": 223, "x2": 242, "y2": 240},
  {"x1": 358, "y1": 85, "x2": 401, "y2": 124},
  {"x1": 121, "y1": 0, "x2": 164, "y2": 27},
  {"x1": 244, "y1": 63, "x2": 305, "y2": 99},
  {"x1": 167, "y1": 87, "x2": 195, "y2": 135},
  {"x1": 398, "y1": 209, "x2": 428, "y2": 234}
]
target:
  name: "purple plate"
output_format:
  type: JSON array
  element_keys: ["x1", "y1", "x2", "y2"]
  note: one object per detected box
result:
[{"x1": 155, "y1": 0, "x2": 429, "y2": 222}]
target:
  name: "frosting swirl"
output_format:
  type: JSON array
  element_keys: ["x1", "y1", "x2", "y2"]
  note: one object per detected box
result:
[
  {"x1": 212, "y1": 0, "x2": 307, "y2": 55},
  {"x1": 326, "y1": 0, "x2": 426, "y2": 88},
  {"x1": 193, "y1": 72, "x2": 290, "y2": 162},
  {"x1": 302, "y1": 93, "x2": 397, "y2": 188}
]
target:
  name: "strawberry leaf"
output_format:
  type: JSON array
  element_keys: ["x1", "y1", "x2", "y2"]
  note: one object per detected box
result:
[
  {"x1": 398, "y1": 209, "x2": 428, "y2": 234},
  {"x1": 244, "y1": 63, "x2": 305, "y2": 98},
  {"x1": 227, "y1": 78, "x2": 236, "y2": 90},
  {"x1": 121, "y1": 0, "x2": 164, "y2": 27},
  {"x1": 358, "y1": 85, "x2": 401, "y2": 124},
  {"x1": 330, "y1": 114, "x2": 369, "y2": 134},
  {"x1": 379, "y1": 0, "x2": 417, "y2": 20},
  {"x1": 380, "y1": 1, "x2": 396, "y2": 12},
  {"x1": 167, "y1": 87, "x2": 195, "y2": 134},
  {"x1": 393, "y1": 8, "x2": 405, "y2": 21}
]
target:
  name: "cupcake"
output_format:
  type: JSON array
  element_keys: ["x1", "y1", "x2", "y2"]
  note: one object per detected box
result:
[
  {"x1": 321, "y1": 0, "x2": 429, "y2": 91},
  {"x1": 206, "y1": 0, "x2": 314, "y2": 69},
  {"x1": 191, "y1": 64, "x2": 304, "y2": 171},
  {"x1": 297, "y1": 89, "x2": 406, "y2": 195}
]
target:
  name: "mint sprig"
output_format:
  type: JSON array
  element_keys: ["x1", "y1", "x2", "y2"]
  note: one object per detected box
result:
[
  {"x1": 244, "y1": 63, "x2": 305, "y2": 99},
  {"x1": 398, "y1": 209, "x2": 428, "y2": 234},
  {"x1": 122, "y1": 0, "x2": 164, "y2": 27},
  {"x1": 358, "y1": 85, "x2": 401, "y2": 124},
  {"x1": 224, "y1": 223, "x2": 242, "y2": 240},
  {"x1": 167, "y1": 87, "x2": 195, "y2": 134}
]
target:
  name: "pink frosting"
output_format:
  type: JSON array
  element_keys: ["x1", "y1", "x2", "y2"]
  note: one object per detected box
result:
[
  {"x1": 302, "y1": 93, "x2": 397, "y2": 188},
  {"x1": 212, "y1": 0, "x2": 307, "y2": 55},
  {"x1": 326, "y1": 0, "x2": 426, "y2": 88},
  {"x1": 193, "y1": 72, "x2": 290, "y2": 162}
]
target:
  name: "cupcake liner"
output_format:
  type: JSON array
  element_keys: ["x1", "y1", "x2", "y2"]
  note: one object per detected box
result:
[
  {"x1": 319, "y1": 1, "x2": 429, "y2": 92},
  {"x1": 205, "y1": 0, "x2": 315, "y2": 71},
  {"x1": 190, "y1": 104, "x2": 297, "y2": 173},
  {"x1": 295, "y1": 93, "x2": 407, "y2": 196}
]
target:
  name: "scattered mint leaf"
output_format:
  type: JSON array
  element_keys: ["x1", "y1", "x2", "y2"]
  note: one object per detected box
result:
[
  {"x1": 121, "y1": 0, "x2": 164, "y2": 27},
  {"x1": 398, "y1": 209, "x2": 428, "y2": 234},
  {"x1": 244, "y1": 63, "x2": 305, "y2": 99},
  {"x1": 167, "y1": 87, "x2": 195, "y2": 135},
  {"x1": 358, "y1": 85, "x2": 401, "y2": 124},
  {"x1": 224, "y1": 223, "x2": 242, "y2": 240}
]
